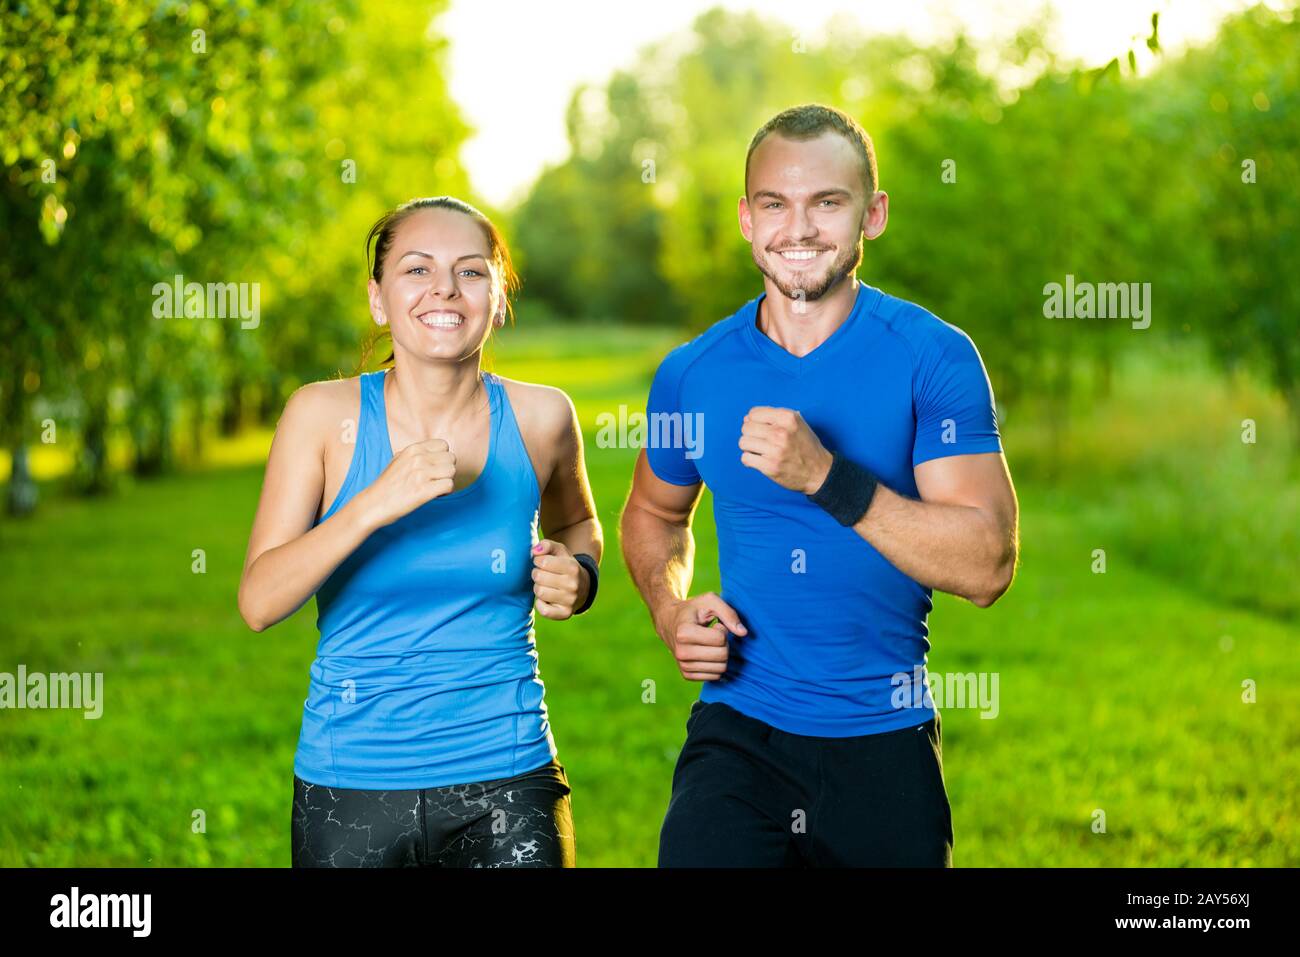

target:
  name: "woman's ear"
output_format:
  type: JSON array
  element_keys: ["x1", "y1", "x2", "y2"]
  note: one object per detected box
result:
[
  {"x1": 493, "y1": 287, "x2": 506, "y2": 327},
  {"x1": 367, "y1": 278, "x2": 387, "y2": 325}
]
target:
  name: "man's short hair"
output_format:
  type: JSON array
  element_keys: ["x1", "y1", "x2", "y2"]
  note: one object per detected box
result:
[{"x1": 745, "y1": 103, "x2": 879, "y2": 196}]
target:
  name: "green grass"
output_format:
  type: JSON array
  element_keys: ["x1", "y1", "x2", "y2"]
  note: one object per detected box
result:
[{"x1": 1, "y1": 327, "x2": 1296, "y2": 866}]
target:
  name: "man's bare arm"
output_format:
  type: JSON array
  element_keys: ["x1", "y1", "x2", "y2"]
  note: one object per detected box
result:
[
  {"x1": 620, "y1": 449, "x2": 748, "y2": 681},
  {"x1": 619, "y1": 449, "x2": 701, "y2": 633},
  {"x1": 847, "y1": 452, "x2": 1018, "y2": 607},
  {"x1": 739, "y1": 407, "x2": 1018, "y2": 608}
]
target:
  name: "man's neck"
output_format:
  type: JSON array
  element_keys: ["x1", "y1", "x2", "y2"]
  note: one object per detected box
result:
[{"x1": 756, "y1": 275, "x2": 860, "y2": 358}]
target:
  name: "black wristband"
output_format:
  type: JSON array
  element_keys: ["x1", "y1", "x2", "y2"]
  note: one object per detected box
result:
[
  {"x1": 572, "y1": 553, "x2": 599, "y2": 615},
  {"x1": 806, "y1": 451, "x2": 878, "y2": 526}
]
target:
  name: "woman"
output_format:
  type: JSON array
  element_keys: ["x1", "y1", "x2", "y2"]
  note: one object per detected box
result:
[{"x1": 238, "y1": 196, "x2": 601, "y2": 867}]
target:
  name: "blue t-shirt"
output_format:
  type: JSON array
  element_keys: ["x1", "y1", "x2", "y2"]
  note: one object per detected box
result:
[{"x1": 645, "y1": 280, "x2": 1002, "y2": 736}]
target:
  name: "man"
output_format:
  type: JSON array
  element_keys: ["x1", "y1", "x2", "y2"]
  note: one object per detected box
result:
[{"x1": 620, "y1": 103, "x2": 1019, "y2": 867}]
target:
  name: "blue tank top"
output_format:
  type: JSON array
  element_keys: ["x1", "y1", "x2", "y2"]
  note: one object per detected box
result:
[{"x1": 293, "y1": 368, "x2": 557, "y2": 788}]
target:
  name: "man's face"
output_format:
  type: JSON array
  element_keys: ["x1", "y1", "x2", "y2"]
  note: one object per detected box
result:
[{"x1": 739, "y1": 131, "x2": 884, "y2": 303}]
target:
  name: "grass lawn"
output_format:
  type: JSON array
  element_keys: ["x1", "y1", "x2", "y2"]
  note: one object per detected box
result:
[{"x1": 1, "y1": 324, "x2": 1296, "y2": 866}]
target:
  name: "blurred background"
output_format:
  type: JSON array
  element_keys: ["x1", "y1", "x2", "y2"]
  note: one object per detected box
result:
[{"x1": 0, "y1": 0, "x2": 1296, "y2": 866}]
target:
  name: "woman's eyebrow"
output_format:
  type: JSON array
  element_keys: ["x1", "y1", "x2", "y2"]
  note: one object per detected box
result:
[{"x1": 396, "y1": 250, "x2": 488, "y2": 262}]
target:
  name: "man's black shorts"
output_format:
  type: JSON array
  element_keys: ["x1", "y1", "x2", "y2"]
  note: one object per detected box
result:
[{"x1": 659, "y1": 699, "x2": 953, "y2": 867}]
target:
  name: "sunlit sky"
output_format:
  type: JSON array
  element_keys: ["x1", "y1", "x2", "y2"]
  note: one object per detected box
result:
[{"x1": 439, "y1": 0, "x2": 1268, "y2": 207}]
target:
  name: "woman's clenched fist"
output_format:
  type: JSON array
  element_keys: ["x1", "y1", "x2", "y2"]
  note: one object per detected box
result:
[
  {"x1": 359, "y1": 438, "x2": 458, "y2": 529},
  {"x1": 531, "y1": 539, "x2": 589, "y2": 620}
]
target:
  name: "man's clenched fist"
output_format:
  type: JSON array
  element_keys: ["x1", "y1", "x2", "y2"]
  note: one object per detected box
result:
[
  {"x1": 738, "y1": 406, "x2": 833, "y2": 494},
  {"x1": 655, "y1": 592, "x2": 748, "y2": 682}
]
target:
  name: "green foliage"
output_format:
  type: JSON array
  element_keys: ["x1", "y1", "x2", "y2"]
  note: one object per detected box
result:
[
  {"x1": 3, "y1": 1, "x2": 1299, "y2": 480},
  {"x1": 0, "y1": 0, "x2": 472, "y2": 503},
  {"x1": 509, "y1": 4, "x2": 1300, "y2": 444},
  {"x1": 1146, "y1": 5, "x2": 1300, "y2": 432}
]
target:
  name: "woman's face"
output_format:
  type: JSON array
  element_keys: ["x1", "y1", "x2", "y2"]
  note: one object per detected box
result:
[{"x1": 368, "y1": 207, "x2": 503, "y2": 364}]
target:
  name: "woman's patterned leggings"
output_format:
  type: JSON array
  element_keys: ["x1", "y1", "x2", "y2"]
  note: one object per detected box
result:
[{"x1": 291, "y1": 758, "x2": 575, "y2": 867}]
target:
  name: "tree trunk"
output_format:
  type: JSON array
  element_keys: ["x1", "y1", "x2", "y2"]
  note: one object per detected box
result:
[
  {"x1": 1287, "y1": 384, "x2": 1300, "y2": 453},
  {"x1": 258, "y1": 377, "x2": 282, "y2": 427},
  {"x1": 1046, "y1": 351, "x2": 1072, "y2": 481},
  {"x1": 220, "y1": 375, "x2": 244, "y2": 436},
  {"x1": 190, "y1": 394, "x2": 206, "y2": 466},
  {"x1": 6, "y1": 444, "x2": 38, "y2": 516},
  {"x1": 3, "y1": 371, "x2": 38, "y2": 516},
  {"x1": 1095, "y1": 347, "x2": 1113, "y2": 401},
  {"x1": 130, "y1": 401, "x2": 159, "y2": 477},
  {"x1": 132, "y1": 383, "x2": 176, "y2": 477},
  {"x1": 78, "y1": 409, "x2": 114, "y2": 496}
]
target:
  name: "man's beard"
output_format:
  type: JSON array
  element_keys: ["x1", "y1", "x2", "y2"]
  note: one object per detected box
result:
[{"x1": 752, "y1": 237, "x2": 863, "y2": 303}]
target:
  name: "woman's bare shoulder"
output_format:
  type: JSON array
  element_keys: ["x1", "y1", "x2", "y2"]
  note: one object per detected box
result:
[
  {"x1": 495, "y1": 375, "x2": 576, "y2": 441},
  {"x1": 278, "y1": 375, "x2": 365, "y2": 441}
]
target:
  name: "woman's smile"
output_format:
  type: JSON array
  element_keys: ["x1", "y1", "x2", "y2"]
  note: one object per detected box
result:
[{"x1": 414, "y1": 308, "x2": 465, "y2": 329}]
